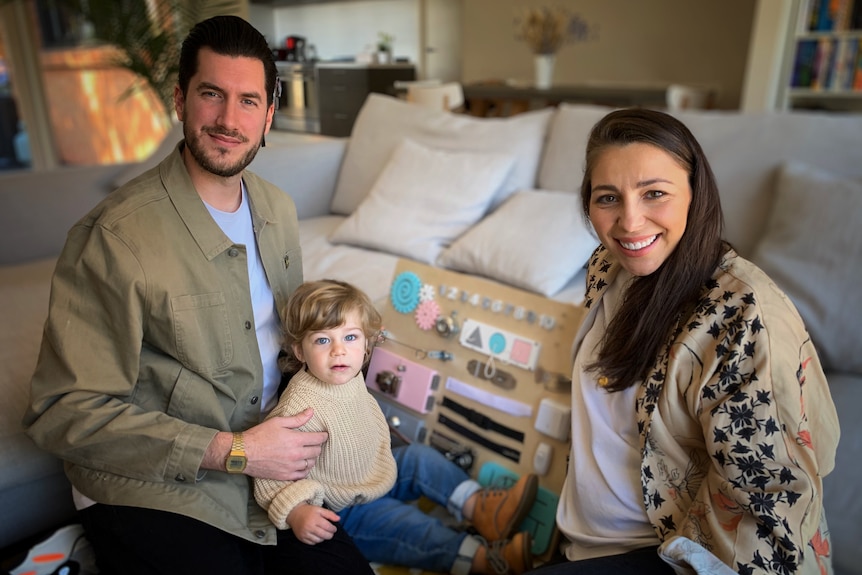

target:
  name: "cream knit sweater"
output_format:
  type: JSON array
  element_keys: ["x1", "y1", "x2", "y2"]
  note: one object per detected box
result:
[{"x1": 253, "y1": 369, "x2": 397, "y2": 530}]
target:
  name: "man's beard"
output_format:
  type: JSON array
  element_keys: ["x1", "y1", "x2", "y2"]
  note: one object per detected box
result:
[{"x1": 183, "y1": 122, "x2": 263, "y2": 178}]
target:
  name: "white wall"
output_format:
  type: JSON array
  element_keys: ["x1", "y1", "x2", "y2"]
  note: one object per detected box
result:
[
  {"x1": 249, "y1": 3, "x2": 278, "y2": 47},
  {"x1": 250, "y1": 0, "x2": 758, "y2": 109},
  {"x1": 251, "y1": 0, "x2": 421, "y2": 64},
  {"x1": 740, "y1": 0, "x2": 798, "y2": 111},
  {"x1": 463, "y1": 0, "x2": 756, "y2": 109}
]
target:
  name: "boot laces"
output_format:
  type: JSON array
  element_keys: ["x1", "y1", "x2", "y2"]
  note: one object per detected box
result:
[
  {"x1": 479, "y1": 486, "x2": 510, "y2": 522},
  {"x1": 479, "y1": 536, "x2": 511, "y2": 575},
  {"x1": 480, "y1": 485, "x2": 508, "y2": 499}
]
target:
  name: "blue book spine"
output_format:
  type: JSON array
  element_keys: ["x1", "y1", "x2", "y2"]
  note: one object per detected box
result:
[
  {"x1": 818, "y1": 0, "x2": 834, "y2": 30},
  {"x1": 809, "y1": 0, "x2": 823, "y2": 30},
  {"x1": 793, "y1": 39, "x2": 819, "y2": 87}
]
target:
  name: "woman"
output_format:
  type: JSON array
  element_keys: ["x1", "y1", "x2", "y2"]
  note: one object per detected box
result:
[{"x1": 528, "y1": 109, "x2": 839, "y2": 575}]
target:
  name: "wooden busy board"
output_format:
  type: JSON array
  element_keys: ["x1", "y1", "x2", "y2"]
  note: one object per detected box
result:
[{"x1": 368, "y1": 259, "x2": 587, "y2": 501}]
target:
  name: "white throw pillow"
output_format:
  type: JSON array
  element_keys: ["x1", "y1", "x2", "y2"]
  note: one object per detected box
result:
[
  {"x1": 331, "y1": 93, "x2": 553, "y2": 216},
  {"x1": 329, "y1": 138, "x2": 514, "y2": 264},
  {"x1": 538, "y1": 103, "x2": 614, "y2": 193},
  {"x1": 751, "y1": 161, "x2": 862, "y2": 374},
  {"x1": 436, "y1": 189, "x2": 598, "y2": 296}
]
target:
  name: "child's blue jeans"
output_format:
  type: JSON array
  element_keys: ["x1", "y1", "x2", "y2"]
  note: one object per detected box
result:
[{"x1": 339, "y1": 443, "x2": 482, "y2": 574}]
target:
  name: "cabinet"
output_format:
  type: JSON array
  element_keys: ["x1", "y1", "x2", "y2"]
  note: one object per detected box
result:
[
  {"x1": 783, "y1": 0, "x2": 862, "y2": 111},
  {"x1": 317, "y1": 64, "x2": 415, "y2": 137}
]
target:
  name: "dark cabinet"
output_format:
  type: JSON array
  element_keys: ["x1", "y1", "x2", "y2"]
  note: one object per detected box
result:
[{"x1": 317, "y1": 65, "x2": 415, "y2": 137}]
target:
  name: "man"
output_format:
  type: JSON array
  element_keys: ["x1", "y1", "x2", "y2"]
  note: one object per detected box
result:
[{"x1": 24, "y1": 15, "x2": 370, "y2": 575}]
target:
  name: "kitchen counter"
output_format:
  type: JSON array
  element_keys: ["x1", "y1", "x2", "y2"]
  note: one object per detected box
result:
[{"x1": 272, "y1": 61, "x2": 415, "y2": 137}]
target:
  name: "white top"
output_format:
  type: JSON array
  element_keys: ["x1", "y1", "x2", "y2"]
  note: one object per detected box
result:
[{"x1": 556, "y1": 269, "x2": 660, "y2": 560}]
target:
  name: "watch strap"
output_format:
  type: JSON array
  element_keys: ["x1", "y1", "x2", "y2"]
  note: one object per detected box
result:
[
  {"x1": 225, "y1": 432, "x2": 247, "y2": 474},
  {"x1": 230, "y1": 432, "x2": 245, "y2": 455}
]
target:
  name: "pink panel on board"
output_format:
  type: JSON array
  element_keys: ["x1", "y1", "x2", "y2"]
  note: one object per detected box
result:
[{"x1": 366, "y1": 347, "x2": 440, "y2": 414}]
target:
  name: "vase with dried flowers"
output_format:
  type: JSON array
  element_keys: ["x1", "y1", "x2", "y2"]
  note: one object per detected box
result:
[{"x1": 515, "y1": 6, "x2": 592, "y2": 89}]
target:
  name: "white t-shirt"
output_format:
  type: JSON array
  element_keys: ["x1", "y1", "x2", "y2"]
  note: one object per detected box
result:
[
  {"x1": 556, "y1": 269, "x2": 660, "y2": 560},
  {"x1": 204, "y1": 182, "x2": 282, "y2": 413}
]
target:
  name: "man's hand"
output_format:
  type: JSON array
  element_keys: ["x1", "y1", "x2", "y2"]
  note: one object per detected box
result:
[
  {"x1": 202, "y1": 408, "x2": 327, "y2": 479},
  {"x1": 287, "y1": 504, "x2": 339, "y2": 545},
  {"x1": 244, "y1": 409, "x2": 327, "y2": 479}
]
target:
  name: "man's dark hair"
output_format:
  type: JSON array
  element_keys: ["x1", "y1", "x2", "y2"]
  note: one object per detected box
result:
[{"x1": 178, "y1": 15, "x2": 277, "y2": 108}]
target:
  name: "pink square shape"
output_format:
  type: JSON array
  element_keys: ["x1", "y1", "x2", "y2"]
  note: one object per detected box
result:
[{"x1": 510, "y1": 339, "x2": 531, "y2": 364}]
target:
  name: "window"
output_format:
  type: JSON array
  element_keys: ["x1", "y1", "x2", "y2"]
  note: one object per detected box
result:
[
  {"x1": 0, "y1": 12, "x2": 33, "y2": 170},
  {"x1": 0, "y1": 0, "x2": 170, "y2": 172}
]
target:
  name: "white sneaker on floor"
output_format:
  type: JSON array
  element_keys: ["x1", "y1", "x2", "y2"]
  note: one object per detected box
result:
[{"x1": 9, "y1": 524, "x2": 97, "y2": 575}]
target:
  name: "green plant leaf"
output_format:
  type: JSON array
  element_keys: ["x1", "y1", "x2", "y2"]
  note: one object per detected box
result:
[{"x1": 9, "y1": 0, "x2": 245, "y2": 120}]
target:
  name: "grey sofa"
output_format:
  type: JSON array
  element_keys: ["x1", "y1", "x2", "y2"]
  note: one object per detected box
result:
[{"x1": 1, "y1": 95, "x2": 859, "y2": 575}]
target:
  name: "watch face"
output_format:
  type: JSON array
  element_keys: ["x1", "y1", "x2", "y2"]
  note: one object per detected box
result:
[{"x1": 226, "y1": 456, "x2": 247, "y2": 473}]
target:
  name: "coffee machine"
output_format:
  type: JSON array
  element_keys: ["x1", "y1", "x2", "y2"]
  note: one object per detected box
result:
[{"x1": 285, "y1": 35, "x2": 307, "y2": 62}]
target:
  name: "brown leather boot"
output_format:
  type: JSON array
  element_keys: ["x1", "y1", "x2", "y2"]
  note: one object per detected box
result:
[
  {"x1": 471, "y1": 474, "x2": 538, "y2": 542},
  {"x1": 472, "y1": 531, "x2": 533, "y2": 575}
]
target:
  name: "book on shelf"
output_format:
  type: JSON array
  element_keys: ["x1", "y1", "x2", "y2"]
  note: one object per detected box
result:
[
  {"x1": 853, "y1": 0, "x2": 862, "y2": 28},
  {"x1": 812, "y1": 37, "x2": 837, "y2": 89},
  {"x1": 814, "y1": 0, "x2": 834, "y2": 30},
  {"x1": 790, "y1": 0, "x2": 862, "y2": 102},
  {"x1": 832, "y1": 37, "x2": 859, "y2": 89},
  {"x1": 807, "y1": 0, "x2": 822, "y2": 30},
  {"x1": 794, "y1": 36, "x2": 862, "y2": 91},
  {"x1": 793, "y1": 39, "x2": 819, "y2": 87},
  {"x1": 835, "y1": 0, "x2": 855, "y2": 29},
  {"x1": 806, "y1": 0, "x2": 859, "y2": 31}
]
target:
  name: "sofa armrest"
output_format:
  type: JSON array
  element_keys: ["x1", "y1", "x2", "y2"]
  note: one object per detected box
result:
[
  {"x1": 0, "y1": 163, "x2": 128, "y2": 266},
  {"x1": 249, "y1": 138, "x2": 347, "y2": 220}
]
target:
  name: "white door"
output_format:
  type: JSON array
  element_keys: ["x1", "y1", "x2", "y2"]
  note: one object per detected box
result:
[{"x1": 421, "y1": 0, "x2": 462, "y2": 82}]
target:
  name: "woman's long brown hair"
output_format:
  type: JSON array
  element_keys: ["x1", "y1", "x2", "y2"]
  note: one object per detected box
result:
[{"x1": 580, "y1": 109, "x2": 725, "y2": 392}]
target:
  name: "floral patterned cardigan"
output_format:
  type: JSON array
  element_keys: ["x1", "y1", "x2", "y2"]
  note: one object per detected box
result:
[{"x1": 561, "y1": 245, "x2": 840, "y2": 575}]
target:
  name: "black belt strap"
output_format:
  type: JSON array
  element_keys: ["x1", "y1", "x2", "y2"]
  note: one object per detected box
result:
[
  {"x1": 438, "y1": 414, "x2": 521, "y2": 463},
  {"x1": 441, "y1": 396, "x2": 525, "y2": 442}
]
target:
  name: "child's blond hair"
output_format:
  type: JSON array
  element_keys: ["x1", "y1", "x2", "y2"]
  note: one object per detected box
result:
[{"x1": 280, "y1": 279, "x2": 382, "y2": 373}]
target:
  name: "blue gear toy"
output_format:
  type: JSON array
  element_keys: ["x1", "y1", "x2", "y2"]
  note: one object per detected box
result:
[{"x1": 390, "y1": 271, "x2": 422, "y2": 314}]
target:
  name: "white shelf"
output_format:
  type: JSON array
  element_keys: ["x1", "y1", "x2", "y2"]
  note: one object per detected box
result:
[
  {"x1": 795, "y1": 29, "x2": 862, "y2": 39},
  {"x1": 778, "y1": 0, "x2": 862, "y2": 111},
  {"x1": 789, "y1": 88, "x2": 862, "y2": 97}
]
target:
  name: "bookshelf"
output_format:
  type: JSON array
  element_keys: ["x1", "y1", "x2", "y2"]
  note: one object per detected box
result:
[{"x1": 783, "y1": 0, "x2": 862, "y2": 111}]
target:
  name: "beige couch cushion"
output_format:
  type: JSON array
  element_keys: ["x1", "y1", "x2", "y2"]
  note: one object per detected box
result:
[
  {"x1": 821, "y1": 372, "x2": 862, "y2": 575},
  {"x1": 536, "y1": 104, "x2": 610, "y2": 195},
  {"x1": 330, "y1": 139, "x2": 515, "y2": 264},
  {"x1": 437, "y1": 189, "x2": 597, "y2": 297},
  {"x1": 0, "y1": 258, "x2": 55, "y2": 442},
  {"x1": 331, "y1": 94, "x2": 552, "y2": 216},
  {"x1": 0, "y1": 257, "x2": 77, "y2": 548},
  {"x1": 539, "y1": 105, "x2": 862, "y2": 257},
  {"x1": 111, "y1": 123, "x2": 184, "y2": 188},
  {"x1": 751, "y1": 162, "x2": 862, "y2": 374}
]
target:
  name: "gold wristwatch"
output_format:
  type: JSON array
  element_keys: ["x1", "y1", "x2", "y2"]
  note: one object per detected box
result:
[{"x1": 225, "y1": 432, "x2": 247, "y2": 474}]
